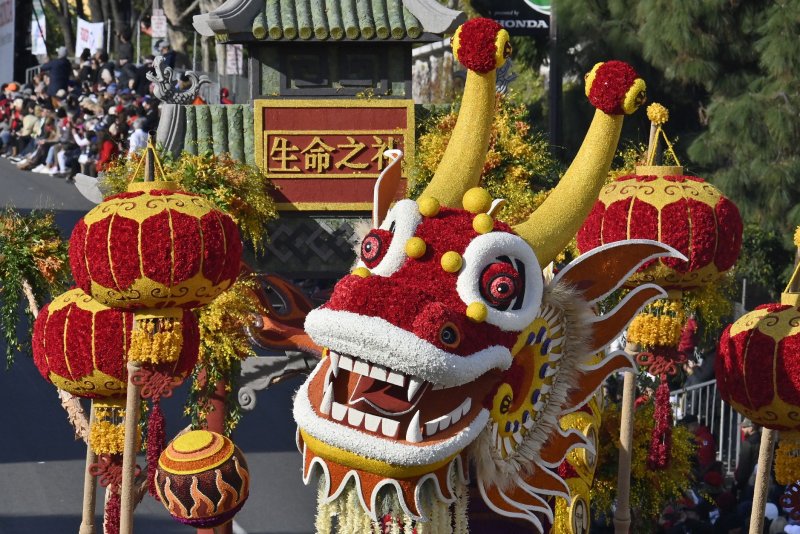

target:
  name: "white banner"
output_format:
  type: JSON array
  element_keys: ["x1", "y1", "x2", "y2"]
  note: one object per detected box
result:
[
  {"x1": 31, "y1": 15, "x2": 47, "y2": 56},
  {"x1": 151, "y1": 8, "x2": 167, "y2": 39},
  {"x1": 0, "y1": 0, "x2": 14, "y2": 83},
  {"x1": 225, "y1": 44, "x2": 242, "y2": 75},
  {"x1": 75, "y1": 18, "x2": 105, "y2": 56}
]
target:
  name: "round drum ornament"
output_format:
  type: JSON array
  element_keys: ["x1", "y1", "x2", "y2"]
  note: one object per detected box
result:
[
  {"x1": 155, "y1": 430, "x2": 250, "y2": 528},
  {"x1": 69, "y1": 180, "x2": 243, "y2": 311},
  {"x1": 577, "y1": 166, "x2": 742, "y2": 290}
]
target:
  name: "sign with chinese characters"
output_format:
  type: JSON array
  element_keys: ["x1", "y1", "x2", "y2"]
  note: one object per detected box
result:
[{"x1": 255, "y1": 99, "x2": 414, "y2": 211}]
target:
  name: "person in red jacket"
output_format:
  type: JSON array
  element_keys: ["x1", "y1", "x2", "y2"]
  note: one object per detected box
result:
[{"x1": 681, "y1": 414, "x2": 717, "y2": 473}]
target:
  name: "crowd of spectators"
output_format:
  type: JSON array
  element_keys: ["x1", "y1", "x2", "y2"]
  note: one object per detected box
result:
[{"x1": 0, "y1": 40, "x2": 170, "y2": 179}]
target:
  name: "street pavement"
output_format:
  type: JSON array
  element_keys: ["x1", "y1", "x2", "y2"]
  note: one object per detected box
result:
[{"x1": 0, "y1": 159, "x2": 317, "y2": 533}]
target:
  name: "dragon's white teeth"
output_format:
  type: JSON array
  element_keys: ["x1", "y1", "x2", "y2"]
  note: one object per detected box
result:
[
  {"x1": 320, "y1": 383, "x2": 334, "y2": 416},
  {"x1": 406, "y1": 411, "x2": 422, "y2": 442},
  {"x1": 381, "y1": 417, "x2": 399, "y2": 438},
  {"x1": 425, "y1": 414, "x2": 450, "y2": 437},
  {"x1": 329, "y1": 352, "x2": 340, "y2": 377},
  {"x1": 407, "y1": 377, "x2": 424, "y2": 401},
  {"x1": 369, "y1": 364, "x2": 388, "y2": 382},
  {"x1": 533, "y1": 400, "x2": 544, "y2": 411},
  {"x1": 540, "y1": 384, "x2": 551, "y2": 395},
  {"x1": 364, "y1": 413, "x2": 381, "y2": 432},
  {"x1": 353, "y1": 360, "x2": 371, "y2": 376},
  {"x1": 449, "y1": 406, "x2": 463, "y2": 426},
  {"x1": 461, "y1": 397, "x2": 472, "y2": 417},
  {"x1": 512, "y1": 431, "x2": 523, "y2": 444},
  {"x1": 339, "y1": 355, "x2": 354, "y2": 372},
  {"x1": 387, "y1": 371, "x2": 405, "y2": 387},
  {"x1": 347, "y1": 407, "x2": 365, "y2": 427},
  {"x1": 332, "y1": 402, "x2": 347, "y2": 421},
  {"x1": 503, "y1": 437, "x2": 516, "y2": 456},
  {"x1": 544, "y1": 365, "x2": 558, "y2": 377},
  {"x1": 548, "y1": 351, "x2": 563, "y2": 362}
]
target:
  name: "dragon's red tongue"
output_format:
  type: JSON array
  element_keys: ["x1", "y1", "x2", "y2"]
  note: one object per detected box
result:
[{"x1": 349, "y1": 375, "x2": 413, "y2": 414}]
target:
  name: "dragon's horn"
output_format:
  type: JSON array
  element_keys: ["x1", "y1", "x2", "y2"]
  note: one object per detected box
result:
[
  {"x1": 420, "y1": 18, "x2": 510, "y2": 207},
  {"x1": 513, "y1": 61, "x2": 646, "y2": 266}
]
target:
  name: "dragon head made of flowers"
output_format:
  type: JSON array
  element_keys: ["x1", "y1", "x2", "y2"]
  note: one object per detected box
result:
[{"x1": 293, "y1": 18, "x2": 681, "y2": 531}]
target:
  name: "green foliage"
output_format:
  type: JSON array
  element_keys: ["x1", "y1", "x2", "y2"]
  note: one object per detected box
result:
[
  {"x1": 100, "y1": 151, "x2": 279, "y2": 255},
  {"x1": 736, "y1": 223, "x2": 792, "y2": 302},
  {"x1": 0, "y1": 209, "x2": 70, "y2": 367}
]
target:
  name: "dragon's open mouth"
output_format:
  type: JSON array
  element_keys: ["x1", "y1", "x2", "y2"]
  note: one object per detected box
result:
[{"x1": 308, "y1": 350, "x2": 498, "y2": 444}]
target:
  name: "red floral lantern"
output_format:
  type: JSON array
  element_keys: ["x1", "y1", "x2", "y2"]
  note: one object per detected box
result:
[
  {"x1": 717, "y1": 302, "x2": 800, "y2": 430},
  {"x1": 69, "y1": 180, "x2": 242, "y2": 311},
  {"x1": 577, "y1": 165, "x2": 742, "y2": 290}
]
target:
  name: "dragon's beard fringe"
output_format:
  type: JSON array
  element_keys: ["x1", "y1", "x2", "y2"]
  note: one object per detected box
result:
[{"x1": 314, "y1": 472, "x2": 470, "y2": 534}]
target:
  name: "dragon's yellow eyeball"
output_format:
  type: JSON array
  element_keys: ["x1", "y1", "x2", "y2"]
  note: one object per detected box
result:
[
  {"x1": 473, "y1": 213, "x2": 494, "y2": 234},
  {"x1": 463, "y1": 187, "x2": 492, "y2": 214},
  {"x1": 405, "y1": 237, "x2": 427, "y2": 259},
  {"x1": 440, "y1": 251, "x2": 463, "y2": 273},
  {"x1": 417, "y1": 197, "x2": 441, "y2": 217},
  {"x1": 466, "y1": 302, "x2": 488, "y2": 323},
  {"x1": 351, "y1": 267, "x2": 371, "y2": 278}
]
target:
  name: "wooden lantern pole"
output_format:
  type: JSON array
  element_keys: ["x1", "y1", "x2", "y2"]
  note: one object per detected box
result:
[
  {"x1": 79, "y1": 406, "x2": 98, "y2": 534},
  {"x1": 613, "y1": 343, "x2": 638, "y2": 534},
  {"x1": 748, "y1": 428, "x2": 776, "y2": 533}
]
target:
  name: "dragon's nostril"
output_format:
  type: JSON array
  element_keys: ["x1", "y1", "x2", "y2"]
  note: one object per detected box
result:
[{"x1": 439, "y1": 322, "x2": 461, "y2": 348}]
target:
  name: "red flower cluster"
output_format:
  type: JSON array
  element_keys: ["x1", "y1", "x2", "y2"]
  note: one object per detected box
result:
[
  {"x1": 647, "y1": 380, "x2": 673, "y2": 470},
  {"x1": 587, "y1": 61, "x2": 640, "y2": 115},
  {"x1": 455, "y1": 18, "x2": 503, "y2": 73}
]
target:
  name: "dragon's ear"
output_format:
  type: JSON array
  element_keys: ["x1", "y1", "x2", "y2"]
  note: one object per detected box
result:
[{"x1": 373, "y1": 149, "x2": 403, "y2": 227}]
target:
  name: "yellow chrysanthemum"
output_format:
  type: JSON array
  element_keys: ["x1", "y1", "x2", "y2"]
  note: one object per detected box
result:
[{"x1": 647, "y1": 103, "x2": 669, "y2": 125}]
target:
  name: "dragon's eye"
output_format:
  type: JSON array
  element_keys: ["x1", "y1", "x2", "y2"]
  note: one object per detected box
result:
[
  {"x1": 480, "y1": 262, "x2": 521, "y2": 309},
  {"x1": 354, "y1": 199, "x2": 422, "y2": 278},
  {"x1": 361, "y1": 230, "x2": 391, "y2": 267}
]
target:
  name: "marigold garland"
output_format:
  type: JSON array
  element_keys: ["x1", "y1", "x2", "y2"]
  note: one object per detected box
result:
[
  {"x1": 627, "y1": 300, "x2": 685, "y2": 348},
  {"x1": 128, "y1": 318, "x2": 184, "y2": 364},
  {"x1": 775, "y1": 431, "x2": 800, "y2": 485}
]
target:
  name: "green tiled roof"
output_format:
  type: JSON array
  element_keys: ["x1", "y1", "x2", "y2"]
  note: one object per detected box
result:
[{"x1": 251, "y1": 0, "x2": 423, "y2": 41}]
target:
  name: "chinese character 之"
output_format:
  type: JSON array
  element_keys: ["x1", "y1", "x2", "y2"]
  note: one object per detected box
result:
[{"x1": 335, "y1": 136, "x2": 369, "y2": 170}]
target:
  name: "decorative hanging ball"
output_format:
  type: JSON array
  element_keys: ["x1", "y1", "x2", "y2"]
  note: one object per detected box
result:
[
  {"x1": 68, "y1": 180, "x2": 243, "y2": 311},
  {"x1": 717, "y1": 303, "x2": 800, "y2": 431},
  {"x1": 577, "y1": 166, "x2": 742, "y2": 290},
  {"x1": 155, "y1": 430, "x2": 250, "y2": 528}
]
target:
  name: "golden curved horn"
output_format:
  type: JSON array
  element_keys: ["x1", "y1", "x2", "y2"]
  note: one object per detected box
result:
[
  {"x1": 421, "y1": 18, "x2": 510, "y2": 207},
  {"x1": 513, "y1": 61, "x2": 647, "y2": 266}
]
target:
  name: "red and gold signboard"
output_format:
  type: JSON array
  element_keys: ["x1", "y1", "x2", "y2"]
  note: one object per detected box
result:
[{"x1": 254, "y1": 99, "x2": 415, "y2": 211}]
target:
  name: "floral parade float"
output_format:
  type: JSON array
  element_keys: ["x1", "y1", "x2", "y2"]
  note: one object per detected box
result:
[
  {"x1": 717, "y1": 228, "x2": 800, "y2": 531},
  {"x1": 290, "y1": 18, "x2": 685, "y2": 532},
  {"x1": 30, "y1": 138, "x2": 251, "y2": 534}
]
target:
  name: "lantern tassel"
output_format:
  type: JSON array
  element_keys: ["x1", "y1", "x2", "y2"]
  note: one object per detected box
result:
[
  {"x1": 647, "y1": 378, "x2": 673, "y2": 470},
  {"x1": 129, "y1": 317, "x2": 184, "y2": 365},
  {"x1": 147, "y1": 400, "x2": 166, "y2": 499},
  {"x1": 105, "y1": 492, "x2": 121, "y2": 534}
]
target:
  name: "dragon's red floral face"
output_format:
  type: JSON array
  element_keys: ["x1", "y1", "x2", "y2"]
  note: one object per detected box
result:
[{"x1": 294, "y1": 199, "x2": 544, "y2": 512}]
